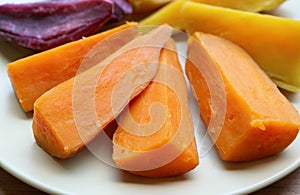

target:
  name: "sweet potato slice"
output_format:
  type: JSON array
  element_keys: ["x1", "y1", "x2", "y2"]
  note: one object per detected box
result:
[
  {"x1": 112, "y1": 39, "x2": 199, "y2": 177},
  {"x1": 128, "y1": 0, "x2": 172, "y2": 13},
  {"x1": 7, "y1": 22, "x2": 138, "y2": 112},
  {"x1": 185, "y1": 32, "x2": 300, "y2": 162},
  {"x1": 111, "y1": 0, "x2": 133, "y2": 21},
  {"x1": 141, "y1": 1, "x2": 300, "y2": 92},
  {"x1": 181, "y1": 2, "x2": 300, "y2": 92},
  {"x1": 32, "y1": 25, "x2": 173, "y2": 158},
  {"x1": 0, "y1": 0, "x2": 114, "y2": 50},
  {"x1": 140, "y1": 0, "x2": 285, "y2": 28}
]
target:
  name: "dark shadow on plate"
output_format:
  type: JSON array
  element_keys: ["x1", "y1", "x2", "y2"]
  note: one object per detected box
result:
[
  {"x1": 53, "y1": 147, "x2": 97, "y2": 170},
  {"x1": 172, "y1": 30, "x2": 188, "y2": 42},
  {"x1": 261, "y1": 9, "x2": 291, "y2": 18},
  {"x1": 42, "y1": 119, "x2": 193, "y2": 185},
  {"x1": 0, "y1": 37, "x2": 36, "y2": 63},
  {"x1": 116, "y1": 169, "x2": 190, "y2": 185},
  {"x1": 221, "y1": 153, "x2": 282, "y2": 171},
  {"x1": 279, "y1": 88, "x2": 299, "y2": 102},
  {"x1": 261, "y1": 1, "x2": 298, "y2": 19},
  {"x1": 52, "y1": 121, "x2": 118, "y2": 170}
]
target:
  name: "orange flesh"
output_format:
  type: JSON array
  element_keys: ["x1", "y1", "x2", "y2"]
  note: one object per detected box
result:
[
  {"x1": 113, "y1": 39, "x2": 199, "y2": 177},
  {"x1": 7, "y1": 22, "x2": 138, "y2": 112},
  {"x1": 32, "y1": 25, "x2": 173, "y2": 159},
  {"x1": 186, "y1": 32, "x2": 300, "y2": 162}
]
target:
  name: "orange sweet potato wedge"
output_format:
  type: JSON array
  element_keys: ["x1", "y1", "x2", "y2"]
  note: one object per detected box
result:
[
  {"x1": 112, "y1": 39, "x2": 199, "y2": 177},
  {"x1": 7, "y1": 22, "x2": 138, "y2": 112},
  {"x1": 32, "y1": 25, "x2": 173, "y2": 159},
  {"x1": 185, "y1": 32, "x2": 300, "y2": 162}
]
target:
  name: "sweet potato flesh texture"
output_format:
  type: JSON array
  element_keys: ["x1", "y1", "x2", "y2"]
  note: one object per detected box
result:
[
  {"x1": 7, "y1": 22, "x2": 138, "y2": 112},
  {"x1": 32, "y1": 25, "x2": 173, "y2": 158},
  {"x1": 186, "y1": 32, "x2": 300, "y2": 162},
  {"x1": 113, "y1": 39, "x2": 199, "y2": 177}
]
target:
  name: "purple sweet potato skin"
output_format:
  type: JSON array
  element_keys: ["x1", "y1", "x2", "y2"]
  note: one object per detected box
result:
[
  {"x1": 111, "y1": 0, "x2": 133, "y2": 21},
  {"x1": 0, "y1": 0, "x2": 114, "y2": 50}
]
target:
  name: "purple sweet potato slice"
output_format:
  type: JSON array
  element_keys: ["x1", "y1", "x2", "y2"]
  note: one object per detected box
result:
[
  {"x1": 0, "y1": 0, "x2": 114, "y2": 50},
  {"x1": 111, "y1": 0, "x2": 133, "y2": 21}
]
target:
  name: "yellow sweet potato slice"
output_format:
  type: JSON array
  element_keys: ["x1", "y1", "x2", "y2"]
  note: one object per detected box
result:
[
  {"x1": 129, "y1": 0, "x2": 172, "y2": 13},
  {"x1": 140, "y1": 0, "x2": 285, "y2": 28},
  {"x1": 32, "y1": 25, "x2": 173, "y2": 159},
  {"x1": 191, "y1": 0, "x2": 286, "y2": 12},
  {"x1": 181, "y1": 2, "x2": 300, "y2": 92},
  {"x1": 140, "y1": 0, "x2": 185, "y2": 30},
  {"x1": 185, "y1": 32, "x2": 300, "y2": 162},
  {"x1": 7, "y1": 22, "x2": 138, "y2": 112},
  {"x1": 112, "y1": 39, "x2": 199, "y2": 177}
]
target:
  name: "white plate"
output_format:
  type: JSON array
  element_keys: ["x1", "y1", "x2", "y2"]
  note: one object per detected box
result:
[{"x1": 1, "y1": 1, "x2": 300, "y2": 194}]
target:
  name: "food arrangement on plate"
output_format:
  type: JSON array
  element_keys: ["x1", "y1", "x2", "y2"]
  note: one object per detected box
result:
[{"x1": 0, "y1": 0, "x2": 300, "y2": 193}]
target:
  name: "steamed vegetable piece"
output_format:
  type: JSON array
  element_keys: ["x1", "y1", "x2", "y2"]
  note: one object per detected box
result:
[
  {"x1": 113, "y1": 39, "x2": 199, "y2": 178},
  {"x1": 182, "y1": 2, "x2": 300, "y2": 92},
  {"x1": 7, "y1": 22, "x2": 138, "y2": 112},
  {"x1": 189, "y1": 0, "x2": 286, "y2": 12},
  {"x1": 132, "y1": 0, "x2": 285, "y2": 14},
  {"x1": 32, "y1": 25, "x2": 173, "y2": 158},
  {"x1": 128, "y1": 0, "x2": 172, "y2": 13},
  {"x1": 140, "y1": 0, "x2": 286, "y2": 27},
  {"x1": 0, "y1": 0, "x2": 131, "y2": 50},
  {"x1": 111, "y1": 0, "x2": 133, "y2": 21},
  {"x1": 140, "y1": 0, "x2": 185, "y2": 30},
  {"x1": 186, "y1": 32, "x2": 300, "y2": 162}
]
